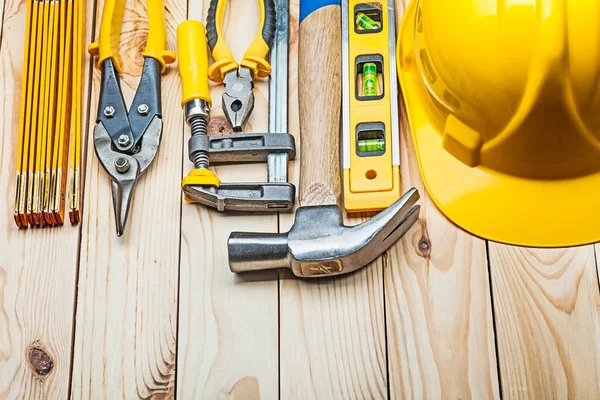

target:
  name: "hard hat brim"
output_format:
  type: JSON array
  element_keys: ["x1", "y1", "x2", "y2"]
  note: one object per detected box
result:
[{"x1": 398, "y1": 1, "x2": 600, "y2": 248}]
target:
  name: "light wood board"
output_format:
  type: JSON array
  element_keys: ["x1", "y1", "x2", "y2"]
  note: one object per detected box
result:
[
  {"x1": 0, "y1": 0, "x2": 599, "y2": 398},
  {"x1": 70, "y1": 0, "x2": 184, "y2": 397},
  {"x1": 490, "y1": 245, "x2": 600, "y2": 399}
]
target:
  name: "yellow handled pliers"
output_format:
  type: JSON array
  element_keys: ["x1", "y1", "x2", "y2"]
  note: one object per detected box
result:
[
  {"x1": 88, "y1": 0, "x2": 176, "y2": 236},
  {"x1": 206, "y1": 0, "x2": 276, "y2": 132}
]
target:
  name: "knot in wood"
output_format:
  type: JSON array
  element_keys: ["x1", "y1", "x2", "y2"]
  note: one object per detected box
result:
[
  {"x1": 208, "y1": 116, "x2": 234, "y2": 136},
  {"x1": 416, "y1": 223, "x2": 432, "y2": 259},
  {"x1": 28, "y1": 343, "x2": 54, "y2": 377}
]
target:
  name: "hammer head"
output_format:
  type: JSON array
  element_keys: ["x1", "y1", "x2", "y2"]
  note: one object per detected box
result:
[{"x1": 228, "y1": 188, "x2": 420, "y2": 277}]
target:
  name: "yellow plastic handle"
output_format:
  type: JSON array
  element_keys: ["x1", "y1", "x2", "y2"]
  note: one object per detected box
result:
[
  {"x1": 240, "y1": 0, "x2": 273, "y2": 78},
  {"x1": 206, "y1": 0, "x2": 274, "y2": 81},
  {"x1": 206, "y1": 0, "x2": 238, "y2": 82},
  {"x1": 143, "y1": 0, "x2": 176, "y2": 72},
  {"x1": 177, "y1": 20, "x2": 211, "y2": 106},
  {"x1": 88, "y1": 0, "x2": 125, "y2": 72},
  {"x1": 89, "y1": 0, "x2": 175, "y2": 73}
]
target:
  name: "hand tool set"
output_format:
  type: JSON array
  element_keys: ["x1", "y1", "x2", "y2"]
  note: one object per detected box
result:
[
  {"x1": 179, "y1": 0, "x2": 297, "y2": 212},
  {"x1": 11, "y1": 0, "x2": 600, "y2": 261},
  {"x1": 227, "y1": 0, "x2": 420, "y2": 277},
  {"x1": 14, "y1": 0, "x2": 85, "y2": 228},
  {"x1": 12, "y1": 0, "x2": 423, "y2": 276}
]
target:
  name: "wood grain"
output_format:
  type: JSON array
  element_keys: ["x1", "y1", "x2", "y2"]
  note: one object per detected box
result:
[
  {"x1": 297, "y1": 5, "x2": 341, "y2": 207},
  {"x1": 384, "y1": 132, "x2": 499, "y2": 399},
  {"x1": 490, "y1": 245, "x2": 600, "y2": 399},
  {"x1": 280, "y1": 267, "x2": 389, "y2": 399},
  {"x1": 70, "y1": 0, "x2": 184, "y2": 397},
  {"x1": 175, "y1": 1, "x2": 279, "y2": 398},
  {"x1": 0, "y1": 0, "x2": 81, "y2": 397},
  {"x1": 379, "y1": 1, "x2": 501, "y2": 399}
]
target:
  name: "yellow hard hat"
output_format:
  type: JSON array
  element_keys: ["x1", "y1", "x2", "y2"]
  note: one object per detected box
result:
[{"x1": 398, "y1": 0, "x2": 600, "y2": 247}]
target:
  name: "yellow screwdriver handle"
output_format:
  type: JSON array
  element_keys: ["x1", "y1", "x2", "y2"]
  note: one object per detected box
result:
[
  {"x1": 177, "y1": 20, "x2": 211, "y2": 106},
  {"x1": 89, "y1": 0, "x2": 175, "y2": 73},
  {"x1": 143, "y1": 0, "x2": 176, "y2": 72}
]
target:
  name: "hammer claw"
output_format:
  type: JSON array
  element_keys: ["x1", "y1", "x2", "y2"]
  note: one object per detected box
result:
[{"x1": 366, "y1": 187, "x2": 421, "y2": 244}]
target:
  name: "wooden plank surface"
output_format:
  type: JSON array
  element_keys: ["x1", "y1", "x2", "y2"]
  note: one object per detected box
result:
[
  {"x1": 380, "y1": 3, "x2": 500, "y2": 399},
  {"x1": 0, "y1": 0, "x2": 81, "y2": 397},
  {"x1": 490, "y1": 245, "x2": 600, "y2": 399},
  {"x1": 1, "y1": 0, "x2": 600, "y2": 397},
  {"x1": 175, "y1": 1, "x2": 279, "y2": 398},
  {"x1": 69, "y1": 0, "x2": 184, "y2": 397}
]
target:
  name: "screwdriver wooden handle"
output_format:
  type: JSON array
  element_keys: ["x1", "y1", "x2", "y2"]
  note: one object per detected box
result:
[{"x1": 298, "y1": 3, "x2": 342, "y2": 207}]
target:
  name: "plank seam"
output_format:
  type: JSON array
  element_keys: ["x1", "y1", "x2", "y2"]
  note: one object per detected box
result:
[
  {"x1": 594, "y1": 245, "x2": 600, "y2": 292},
  {"x1": 278, "y1": 269, "x2": 282, "y2": 400},
  {"x1": 0, "y1": 0, "x2": 6, "y2": 54},
  {"x1": 382, "y1": 254, "x2": 391, "y2": 400},
  {"x1": 486, "y1": 240, "x2": 504, "y2": 400},
  {"x1": 67, "y1": 0, "x2": 100, "y2": 396},
  {"x1": 174, "y1": 2, "x2": 190, "y2": 398},
  {"x1": 174, "y1": 120, "x2": 184, "y2": 400}
]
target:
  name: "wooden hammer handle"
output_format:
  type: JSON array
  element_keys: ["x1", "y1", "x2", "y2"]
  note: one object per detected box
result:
[{"x1": 298, "y1": 4, "x2": 342, "y2": 207}]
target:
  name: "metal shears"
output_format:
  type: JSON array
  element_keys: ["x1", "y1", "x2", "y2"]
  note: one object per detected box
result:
[
  {"x1": 89, "y1": 0, "x2": 175, "y2": 236},
  {"x1": 206, "y1": 0, "x2": 276, "y2": 131}
]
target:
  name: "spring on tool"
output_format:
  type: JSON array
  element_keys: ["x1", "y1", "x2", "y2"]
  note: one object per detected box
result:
[{"x1": 190, "y1": 117, "x2": 209, "y2": 169}]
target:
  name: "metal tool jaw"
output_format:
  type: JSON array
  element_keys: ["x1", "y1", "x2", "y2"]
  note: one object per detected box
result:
[
  {"x1": 228, "y1": 188, "x2": 421, "y2": 277},
  {"x1": 222, "y1": 67, "x2": 255, "y2": 132},
  {"x1": 182, "y1": 132, "x2": 296, "y2": 211},
  {"x1": 94, "y1": 57, "x2": 164, "y2": 236},
  {"x1": 97, "y1": 58, "x2": 163, "y2": 152}
]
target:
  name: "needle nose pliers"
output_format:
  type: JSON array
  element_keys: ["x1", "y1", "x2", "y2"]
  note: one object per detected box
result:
[
  {"x1": 89, "y1": 0, "x2": 176, "y2": 236},
  {"x1": 206, "y1": 0, "x2": 276, "y2": 132}
]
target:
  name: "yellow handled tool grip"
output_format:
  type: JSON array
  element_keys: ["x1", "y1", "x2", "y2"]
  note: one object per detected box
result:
[
  {"x1": 143, "y1": 0, "x2": 176, "y2": 72},
  {"x1": 240, "y1": 0, "x2": 274, "y2": 78},
  {"x1": 206, "y1": 0, "x2": 275, "y2": 82},
  {"x1": 88, "y1": 0, "x2": 125, "y2": 72},
  {"x1": 177, "y1": 20, "x2": 211, "y2": 106},
  {"x1": 206, "y1": 0, "x2": 237, "y2": 82},
  {"x1": 89, "y1": 0, "x2": 175, "y2": 73}
]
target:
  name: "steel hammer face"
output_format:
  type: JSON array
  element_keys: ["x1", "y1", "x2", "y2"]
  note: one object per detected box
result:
[{"x1": 228, "y1": 188, "x2": 421, "y2": 277}]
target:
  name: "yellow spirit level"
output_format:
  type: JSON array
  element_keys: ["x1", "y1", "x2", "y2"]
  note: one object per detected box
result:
[{"x1": 342, "y1": 0, "x2": 401, "y2": 212}]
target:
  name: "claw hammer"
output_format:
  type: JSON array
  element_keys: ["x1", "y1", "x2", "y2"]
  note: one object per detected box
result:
[{"x1": 227, "y1": 1, "x2": 421, "y2": 278}]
